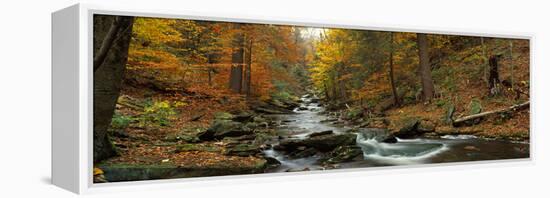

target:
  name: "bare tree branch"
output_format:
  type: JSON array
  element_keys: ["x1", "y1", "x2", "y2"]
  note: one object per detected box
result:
[{"x1": 453, "y1": 101, "x2": 529, "y2": 125}]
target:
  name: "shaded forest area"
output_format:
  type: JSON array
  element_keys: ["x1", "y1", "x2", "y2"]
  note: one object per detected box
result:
[{"x1": 92, "y1": 15, "x2": 529, "y2": 182}]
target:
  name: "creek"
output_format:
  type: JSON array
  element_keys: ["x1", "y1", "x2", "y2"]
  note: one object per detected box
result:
[{"x1": 263, "y1": 95, "x2": 529, "y2": 172}]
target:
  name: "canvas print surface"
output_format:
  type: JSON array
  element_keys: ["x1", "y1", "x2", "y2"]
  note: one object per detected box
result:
[{"x1": 92, "y1": 14, "x2": 530, "y2": 183}]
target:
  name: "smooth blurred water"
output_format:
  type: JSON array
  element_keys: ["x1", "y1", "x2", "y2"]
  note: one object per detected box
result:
[{"x1": 264, "y1": 95, "x2": 530, "y2": 172}]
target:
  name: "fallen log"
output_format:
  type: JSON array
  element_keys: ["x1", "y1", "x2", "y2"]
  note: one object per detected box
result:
[{"x1": 453, "y1": 101, "x2": 529, "y2": 126}]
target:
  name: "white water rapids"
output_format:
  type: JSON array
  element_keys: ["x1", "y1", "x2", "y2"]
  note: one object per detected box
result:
[{"x1": 263, "y1": 94, "x2": 529, "y2": 172}]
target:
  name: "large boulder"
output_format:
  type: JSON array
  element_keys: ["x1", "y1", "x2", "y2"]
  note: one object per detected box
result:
[
  {"x1": 357, "y1": 128, "x2": 397, "y2": 143},
  {"x1": 213, "y1": 111, "x2": 254, "y2": 122},
  {"x1": 393, "y1": 117, "x2": 436, "y2": 138},
  {"x1": 231, "y1": 111, "x2": 254, "y2": 122},
  {"x1": 276, "y1": 133, "x2": 357, "y2": 152},
  {"x1": 224, "y1": 144, "x2": 261, "y2": 157},
  {"x1": 417, "y1": 120, "x2": 436, "y2": 133},
  {"x1": 264, "y1": 157, "x2": 282, "y2": 169},
  {"x1": 289, "y1": 147, "x2": 318, "y2": 158},
  {"x1": 393, "y1": 117, "x2": 422, "y2": 138},
  {"x1": 252, "y1": 116, "x2": 267, "y2": 123},
  {"x1": 307, "y1": 130, "x2": 333, "y2": 138},
  {"x1": 320, "y1": 145, "x2": 363, "y2": 164},
  {"x1": 198, "y1": 120, "x2": 253, "y2": 141},
  {"x1": 310, "y1": 98, "x2": 320, "y2": 103},
  {"x1": 99, "y1": 159, "x2": 267, "y2": 182}
]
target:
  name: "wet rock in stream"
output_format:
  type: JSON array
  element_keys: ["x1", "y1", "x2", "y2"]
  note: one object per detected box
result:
[
  {"x1": 320, "y1": 145, "x2": 363, "y2": 164},
  {"x1": 275, "y1": 133, "x2": 357, "y2": 152},
  {"x1": 264, "y1": 157, "x2": 282, "y2": 169},
  {"x1": 297, "y1": 106, "x2": 309, "y2": 111},
  {"x1": 289, "y1": 147, "x2": 319, "y2": 158},
  {"x1": 307, "y1": 130, "x2": 334, "y2": 138},
  {"x1": 392, "y1": 117, "x2": 437, "y2": 138},
  {"x1": 357, "y1": 128, "x2": 397, "y2": 143}
]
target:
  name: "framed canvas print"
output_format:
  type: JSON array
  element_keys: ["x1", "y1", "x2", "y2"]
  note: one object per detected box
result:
[{"x1": 52, "y1": 3, "x2": 532, "y2": 194}]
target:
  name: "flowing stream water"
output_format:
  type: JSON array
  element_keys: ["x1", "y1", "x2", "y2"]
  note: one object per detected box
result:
[{"x1": 263, "y1": 95, "x2": 530, "y2": 172}]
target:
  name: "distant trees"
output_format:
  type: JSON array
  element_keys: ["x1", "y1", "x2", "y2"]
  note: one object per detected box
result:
[
  {"x1": 126, "y1": 18, "x2": 307, "y2": 98},
  {"x1": 312, "y1": 30, "x2": 412, "y2": 107},
  {"x1": 225, "y1": 24, "x2": 306, "y2": 96},
  {"x1": 93, "y1": 15, "x2": 134, "y2": 163},
  {"x1": 311, "y1": 30, "x2": 448, "y2": 107},
  {"x1": 229, "y1": 25, "x2": 256, "y2": 96},
  {"x1": 310, "y1": 28, "x2": 530, "y2": 114}
]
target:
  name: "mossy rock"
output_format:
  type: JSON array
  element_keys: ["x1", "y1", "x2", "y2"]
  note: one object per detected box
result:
[
  {"x1": 98, "y1": 159, "x2": 267, "y2": 182},
  {"x1": 320, "y1": 145, "x2": 363, "y2": 164},
  {"x1": 223, "y1": 144, "x2": 261, "y2": 157},
  {"x1": 345, "y1": 107, "x2": 364, "y2": 120},
  {"x1": 277, "y1": 133, "x2": 357, "y2": 152},
  {"x1": 417, "y1": 120, "x2": 436, "y2": 132},
  {"x1": 232, "y1": 111, "x2": 254, "y2": 122},
  {"x1": 198, "y1": 120, "x2": 253, "y2": 140},
  {"x1": 398, "y1": 117, "x2": 420, "y2": 133},
  {"x1": 393, "y1": 117, "x2": 423, "y2": 138},
  {"x1": 165, "y1": 133, "x2": 200, "y2": 143},
  {"x1": 253, "y1": 116, "x2": 267, "y2": 123},
  {"x1": 357, "y1": 128, "x2": 397, "y2": 143},
  {"x1": 289, "y1": 147, "x2": 318, "y2": 158},
  {"x1": 97, "y1": 163, "x2": 177, "y2": 182}
]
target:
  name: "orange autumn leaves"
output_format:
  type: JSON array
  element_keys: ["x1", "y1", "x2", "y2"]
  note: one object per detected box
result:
[{"x1": 127, "y1": 17, "x2": 308, "y2": 99}]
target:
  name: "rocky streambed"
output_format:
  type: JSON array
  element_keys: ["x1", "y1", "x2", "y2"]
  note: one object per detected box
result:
[{"x1": 97, "y1": 94, "x2": 530, "y2": 182}]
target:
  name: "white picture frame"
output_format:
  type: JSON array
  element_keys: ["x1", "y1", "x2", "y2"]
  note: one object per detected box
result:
[{"x1": 52, "y1": 3, "x2": 533, "y2": 194}]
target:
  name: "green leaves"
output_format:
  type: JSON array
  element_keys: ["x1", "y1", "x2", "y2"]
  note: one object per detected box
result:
[
  {"x1": 469, "y1": 99, "x2": 483, "y2": 115},
  {"x1": 110, "y1": 113, "x2": 133, "y2": 129},
  {"x1": 139, "y1": 100, "x2": 178, "y2": 127}
]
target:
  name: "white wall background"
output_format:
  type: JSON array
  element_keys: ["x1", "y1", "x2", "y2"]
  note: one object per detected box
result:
[{"x1": 0, "y1": 0, "x2": 548, "y2": 197}]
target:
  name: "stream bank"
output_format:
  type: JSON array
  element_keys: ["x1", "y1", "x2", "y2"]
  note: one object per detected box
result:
[{"x1": 97, "y1": 93, "x2": 529, "y2": 182}]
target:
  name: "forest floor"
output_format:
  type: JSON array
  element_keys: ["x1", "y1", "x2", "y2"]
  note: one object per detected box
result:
[
  {"x1": 100, "y1": 82, "x2": 264, "y2": 174},
  {"x1": 383, "y1": 102, "x2": 529, "y2": 141}
]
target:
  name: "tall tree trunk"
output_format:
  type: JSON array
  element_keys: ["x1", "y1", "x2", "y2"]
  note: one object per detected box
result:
[
  {"x1": 208, "y1": 68, "x2": 213, "y2": 86},
  {"x1": 388, "y1": 32, "x2": 400, "y2": 106},
  {"x1": 509, "y1": 41, "x2": 515, "y2": 92},
  {"x1": 324, "y1": 81, "x2": 330, "y2": 100},
  {"x1": 93, "y1": 15, "x2": 134, "y2": 163},
  {"x1": 480, "y1": 37, "x2": 488, "y2": 84},
  {"x1": 488, "y1": 55, "x2": 501, "y2": 96},
  {"x1": 332, "y1": 75, "x2": 338, "y2": 101},
  {"x1": 416, "y1": 33, "x2": 435, "y2": 101},
  {"x1": 244, "y1": 39, "x2": 253, "y2": 96},
  {"x1": 207, "y1": 54, "x2": 215, "y2": 86},
  {"x1": 229, "y1": 26, "x2": 245, "y2": 93}
]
